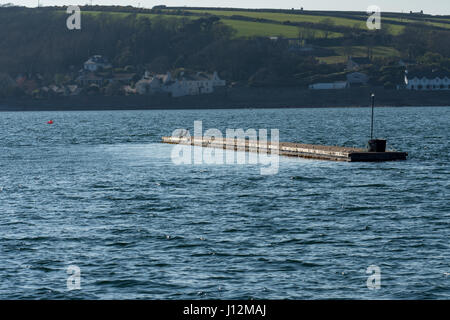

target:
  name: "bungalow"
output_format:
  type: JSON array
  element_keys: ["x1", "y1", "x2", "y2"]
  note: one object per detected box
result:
[{"x1": 404, "y1": 70, "x2": 450, "y2": 91}]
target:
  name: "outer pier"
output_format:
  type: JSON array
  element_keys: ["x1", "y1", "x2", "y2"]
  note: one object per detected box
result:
[{"x1": 161, "y1": 136, "x2": 407, "y2": 162}]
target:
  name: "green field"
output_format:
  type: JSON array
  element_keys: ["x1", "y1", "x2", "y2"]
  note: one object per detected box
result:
[
  {"x1": 186, "y1": 9, "x2": 362, "y2": 25},
  {"x1": 221, "y1": 19, "x2": 342, "y2": 38},
  {"x1": 221, "y1": 19, "x2": 301, "y2": 38},
  {"x1": 184, "y1": 9, "x2": 450, "y2": 34},
  {"x1": 78, "y1": 8, "x2": 448, "y2": 64},
  {"x1": 82, "y1": 10, "x2": 339, "y2": 38},
  {"x1": 184, "y1": 9, "x2": 407, "y2": 34},
  {"x1": 381, "y1": 16, "x2": 450, "y2": 30},
  {"x1": 81, "y1": 9, "x2": 450, "y2": 39}
]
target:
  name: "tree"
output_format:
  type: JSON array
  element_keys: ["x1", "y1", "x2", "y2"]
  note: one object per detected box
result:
[
  {"x1": 396, "y1": 25, "x2": 428, "y2": 59},
  {"x1": 320, "y1": 18, "x2": 335, "y2": 39}
]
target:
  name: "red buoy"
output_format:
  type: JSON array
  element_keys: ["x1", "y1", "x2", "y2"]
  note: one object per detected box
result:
[{"x1": 47, "y1": 120, "x2": 54, "y2": 124}]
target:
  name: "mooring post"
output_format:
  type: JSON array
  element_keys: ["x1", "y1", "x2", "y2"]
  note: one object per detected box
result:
[
  {"x1": 367, "y1": 93, "x2": 387, "y2": 153},
  {"x1": 370, "y1": 93, "x2": 375, "y2": 140}
]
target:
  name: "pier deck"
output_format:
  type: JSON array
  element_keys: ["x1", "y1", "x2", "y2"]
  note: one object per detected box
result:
[{"x1": 161, "y1": 136, "x2": 407, "y2": 162}]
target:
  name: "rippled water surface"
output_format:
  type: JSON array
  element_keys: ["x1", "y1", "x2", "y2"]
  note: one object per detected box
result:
[{"x1": 0, "y1": 107, "x2": 449, "y2": 299}]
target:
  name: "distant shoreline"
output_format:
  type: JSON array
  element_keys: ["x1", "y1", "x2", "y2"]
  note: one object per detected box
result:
[
  {"x1": 1, "y1": 104, "x2": 449, "y2": 113},
  {"x1": 1, "y1": 87, "x2": 449, "y2": 111}
]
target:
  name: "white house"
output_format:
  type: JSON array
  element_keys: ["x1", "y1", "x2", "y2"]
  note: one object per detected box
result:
[
  {"x1": 404, "y1": 70, "x2": 450, "y2": 90},
  {"x1": 135, "y1": 72, "x2": 174, "y2": 95},
  {"x1": 136, "y1": 71, "x2": 226, "y2": 97},
  {"x1": 172, "y1": 71, "x2": 222, "y2": 97},
  {"x1": 309, "y1": 81, "x2": 349, "y2": 90},
  {"x1": 83, "y1": 55, "x2": 112, "y2": 72}
]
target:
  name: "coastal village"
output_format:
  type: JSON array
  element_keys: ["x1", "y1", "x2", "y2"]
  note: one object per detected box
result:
[
  {"x1": 3, "y1": 52, "x2": 449, "y2": 100},
  {"x1": 9, "y1": 55, "x2": 228, "y2": 99},
  {"x1": 0, "y1": 5, "x2": 449, "y2": 103}
]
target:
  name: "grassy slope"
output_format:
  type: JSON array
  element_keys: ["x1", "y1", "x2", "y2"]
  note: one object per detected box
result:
[
  {"x1": 381, "y1": 16, "x2": 450, "y2": 29},
  {"x1": 184, "y1": 9, "x2": 450, "y2": 33},
  {"x1": 82, "y1": 10, "x2": 328, "y2": 38},
  {"x1": 82, "y1": 9, "x2": 449, "y2": 37},
  {"x1": 184, "y1": 9, "x2": 406, "y2": 35},
  {"x1": 221, "y1": 19, "x2": 301, "y2": 38},
  {"x1": 221, "y1": 19, "x2": 342, "y2": 38},
  {"x1": 79, "y1": 8, "x2": 448, "y2": 64}
]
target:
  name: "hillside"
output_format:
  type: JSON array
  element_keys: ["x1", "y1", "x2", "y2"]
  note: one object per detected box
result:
[
  {"x1": 82, "y1": 6, "x2": 450, "y2": 37},
  {"x1": 0, "y1": 5, "x2": 449, "y2": 100},
  {"x1": 82, "y1": 6, "x2": 450, "y2": 62}
]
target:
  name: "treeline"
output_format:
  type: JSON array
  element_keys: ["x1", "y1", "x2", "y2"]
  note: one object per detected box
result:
[
  {"x1": 0, "y1": 7, "x2": 232, "y2": 74},
  {"x1": 0, "y1": 7, "x2": 323, "y2": 84},
  {"x1": 395, "y1": 25, "x2": 450, "y2": 59}
]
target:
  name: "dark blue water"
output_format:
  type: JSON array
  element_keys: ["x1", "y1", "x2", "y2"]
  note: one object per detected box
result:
[{"x1": 0, "y1": 107, "x2": 449, "y2": 299}]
